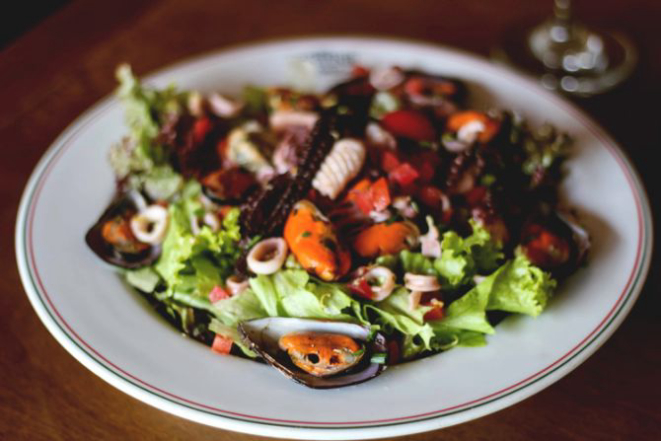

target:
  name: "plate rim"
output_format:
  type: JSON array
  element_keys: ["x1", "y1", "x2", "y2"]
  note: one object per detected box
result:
[{"x1": 15, "y1": 35, "x2": 654, "y2": 440}]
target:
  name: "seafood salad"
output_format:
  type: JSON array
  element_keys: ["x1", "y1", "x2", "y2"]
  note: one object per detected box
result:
[{"x1": 86, "y1": 64, "x2": 589, "y2": 388}]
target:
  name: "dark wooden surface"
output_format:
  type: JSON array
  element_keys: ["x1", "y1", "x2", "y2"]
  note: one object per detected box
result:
[{"x1": 1, "y1": 1, "x2": 659, "y2": 440}]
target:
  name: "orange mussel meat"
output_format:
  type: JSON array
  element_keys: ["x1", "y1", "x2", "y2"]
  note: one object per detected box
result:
[
  {"x1": 279, "y1": 332, "x2": 363, "y2": 377},
  {"x1": 352, "y1": 221, "x2": 419, "y2": 258},
  {"x1": 284, "y1": 200, "x2": 351, "y2": 281}
]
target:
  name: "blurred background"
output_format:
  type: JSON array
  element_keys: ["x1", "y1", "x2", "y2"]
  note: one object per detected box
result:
[{"x1": 1, "y1": 1, "x2": 659, "y2": 440}]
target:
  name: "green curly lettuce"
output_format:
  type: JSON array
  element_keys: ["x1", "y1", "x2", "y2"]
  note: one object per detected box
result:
[
  {"x1": 366, "y1": 287, "x2": 435, "y2": 359},
  {"x1": 381, "y1": 220, "x2": 504, "y2": 289},
  {"x1": 435, "y1": 220, "x2": 505, "y2": 287},
  {"x1": 212, "y1": 269, "x2": 365, "y2": 328},
  {"x1": 110, "y1": 64, "x2": 187, "y2": 199},
  {"x1": 154, "y1": 182, "x2": 241, "y2": 299},
  {"x1": 439, "y1": 255, "x2": 556, "y2": 334}
]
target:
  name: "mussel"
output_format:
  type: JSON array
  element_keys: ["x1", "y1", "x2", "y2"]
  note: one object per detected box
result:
[
  {"x1": 85, "y1": 192, "x2": 162, "y2": 269},
  {"x1": 201, "y1": 167, "x2": 258, "y2": 204},
  {"x1": 519, "y1": 210, "x2": 590, "y2": 278},
  {"x1": 239, "y1": 318, "x2": 387, "y2": 389}
]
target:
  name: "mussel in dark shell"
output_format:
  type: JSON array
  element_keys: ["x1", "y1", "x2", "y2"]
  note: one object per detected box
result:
[
  {"x1": 201, "y1": 167, "x2": 259, "y2": 204},
  {"x1": 239, "y1": 318, "x2": 387, "y2": 389},
  {"x1": 519, "y1": 210, "x2": 590, "y2": 277},
  {"x1": 85, "y1": 192, "x2": 163, "y2": 269}
]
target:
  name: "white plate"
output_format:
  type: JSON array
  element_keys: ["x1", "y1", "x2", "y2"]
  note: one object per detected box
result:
[{"x1": 15, "y1": 37, "x2": 653, "y2": 440}]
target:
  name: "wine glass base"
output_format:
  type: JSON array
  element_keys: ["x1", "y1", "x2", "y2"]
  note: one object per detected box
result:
[{"x1": 492, "y1": 25, "x2": 637, "y2": 97}]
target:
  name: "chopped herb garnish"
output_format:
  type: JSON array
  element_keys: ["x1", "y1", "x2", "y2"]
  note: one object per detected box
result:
[
  {"x1": 352, "y1": 347, "x2": 365, "y2": 358},
  {"x1": 481, "y1": 174, "x2": 496, "y2": 187}
]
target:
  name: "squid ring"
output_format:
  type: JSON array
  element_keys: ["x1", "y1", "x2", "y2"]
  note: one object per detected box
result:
[
  {"x1": 226, "y1": 275, "x2": 250, "y2": 296},
  {"x1": 247, "y1": 237, "x2": 289, "y2": 275},
  {"x1": 351, "y1": 266, "x2": 396, "y2": 301},
  {"x1": 130, "y1": 205, "x2": 169, "y2": 245},
  {"x1": 404, "y1": 273, "x2": 441, "y2": 293}
]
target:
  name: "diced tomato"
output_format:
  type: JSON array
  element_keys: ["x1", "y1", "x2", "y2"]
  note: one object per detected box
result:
[
  {"x1": 370, "y1": 177, "x2": 391, "y2": 211},
  {"x1": 423, "y1": 306, "x2": 445, "y2": 321},
  {"x1": 380, "y1": 150, "x2": 402, "y2": 173},
  {"x1": 416, "y1": 185, "x2": 443, "y2": 209},
  {"x1": 416, "y1": 186, "x2": 453, "y2": 223},
  {"x1": 349, "y1": 279, "x2": 374, "y2": 300},
  {"x1": 521, "y1": 226, "x2": 571, "y2": 269},
  {"x1": 404, "y1": 77, "x2": 426, "y2": 96},
  {"x1": 218, "y1": 205, "x2": 234, "y2": 219},
  {"x1": 351, "y1": 64, "x2": 370, "y2": 77},
  {"x1": 347, "y1": 178, "x2": 371, "y2": 200},
  {"x1": 465, "y1": 186, "x2": 487, "y2": 206},
  {"x1": 353, "y1": 191, "x2": 374, "y2": 215},
  {"x1": 348, "y1": 178, "x2": 372, "y2": 195},
  {"x1": 211, "y1": 334, "x2": 233, "y2": 355},
  {"x1": 193, "y1": 117, "x2": 213, "y2": 144},
  {"x1": 381, "y1": 110, "x2": 436, "y2": 142},
  {"x1": 346, "y1": 179, "x2": 374, "y2": 214},
  {"x1": 208, "y1": 285, "x2": 230, "y2": 303},
  {"x1": 216, "y1": 137, "x2": 229, "y2": 159},
  {"x1": 387, "y1": 340, "x2": 401, "y2": 365},
  {"x1": 435, "y1": 81, "x2": 458, "y2": 96},
  {"x1": 409, "y1": 151, "x2": 439, "y2": 183},
  {"x1": 422, "y1": 297, "x2": 445, "y2": 321},
  {"x1": 346, "y1": 177, "x2": 391, "y2": 214},
  {"x1": 389, "y1": 162, "x2": 420, "y2": 187}
]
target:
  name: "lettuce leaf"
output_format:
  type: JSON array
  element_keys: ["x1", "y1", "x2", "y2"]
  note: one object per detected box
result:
[
  {"x1": 485, "y1": 255, "x2": 556, "y2": 316},
  {"x1": 210, "y1": 288, "x2": 267, "y2": 327},
  {"x1": 116, "y1": 64, "x2": 185, "y2": 143},
  {"x1": 209, "y1": 319, "x2": 257, "y2": 358},
  {"x1": 111, "y1": 65, "x2": 187, "y2": 199},
  {"x1": 435, "y1": 220, "x2": 504, "y2": 287},
  {"x1": 213, "y1": 269, "x2": 364, "y2": 328},
  {"x1": 366, "y1": 288, "x2": 435, "y2": 359},
  {"x1": 141, "y1": 165, "x2": 184, "y2": 200},
  {"x1": 439, "y1": 255, "x2": 556, "y2": 334},
  {"x1": 434, "y1": 230, "x2": 473, "y2": 287},
  {"x1": 385, "y1": 221, "x2": 504, "y2": 290},
  {"x1": 429, "y1": 324, "x2": 487, "y2": 349},
  {"x1": 154, "y1": 183, "x2": 241, "y2": 299},
  {"x1": 125, "y1": 266, "x2": 161, "y2": 293},
  {"x1": 439, "y1": 273, "x2": 497, "y2": 334},
  {"x1": 399, "y1": 250, "x2": 437, "y2": 275},
  {"x1": 464, "y1": 220, "x2": 504, "y2": 273}
]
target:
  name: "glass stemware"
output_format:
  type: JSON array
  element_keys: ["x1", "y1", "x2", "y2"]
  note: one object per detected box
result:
[{"x1": 493, "y1": 0, "x2": 637, "y2": 96}]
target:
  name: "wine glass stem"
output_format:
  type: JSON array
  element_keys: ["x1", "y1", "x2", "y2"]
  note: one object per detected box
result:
[
  {"x1": 553, "y1": 0, "x2": 573, "y2": 27},
  {"x1": 550, "y1": 0, "x2": 576, "y2": 43}
]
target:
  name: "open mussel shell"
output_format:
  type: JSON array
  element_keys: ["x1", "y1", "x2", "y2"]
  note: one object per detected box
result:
[
  {"x1": 85, "y1": 192, "x2": 161, "y2": 269},
  {"x1": 239, "y1": 317, "x2": 387, "y2": 389},
  {"x1": 556, "y1": 210, "x2": 591, "y2": 266},
  {"x1": 201, "y1": 167, "x2": 259, "y2": 205},
  {"x1": 520, "y1": 209, "x2": 591, "y2": 278},
  {"x1": 403, "y1": 69, "x2": 467, "y2": 102}
]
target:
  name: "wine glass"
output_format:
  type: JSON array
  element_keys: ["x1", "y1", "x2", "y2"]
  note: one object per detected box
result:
[{"x1": 492, "y1": 0, "x2": 637, "y2": 96}]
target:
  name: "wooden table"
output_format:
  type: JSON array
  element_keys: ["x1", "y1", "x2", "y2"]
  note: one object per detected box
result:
[{"x1": 1, "y1": 1, "x2": 659, "y2": 439}]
